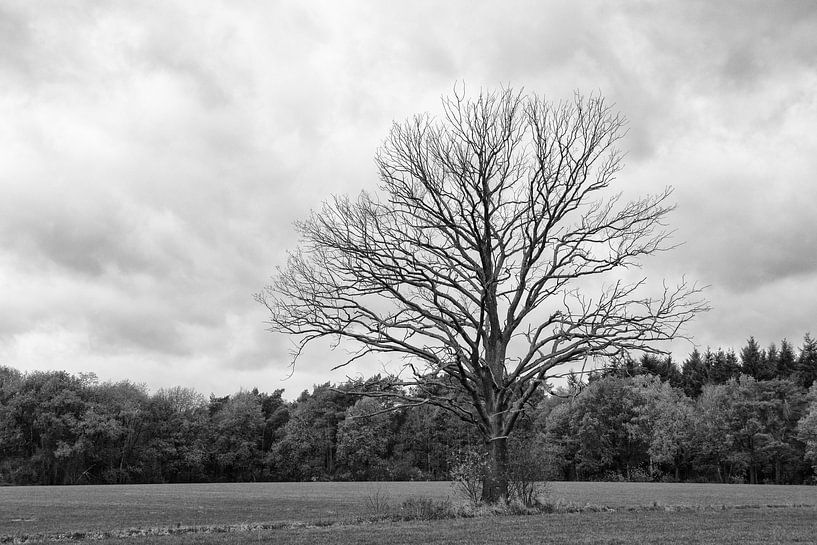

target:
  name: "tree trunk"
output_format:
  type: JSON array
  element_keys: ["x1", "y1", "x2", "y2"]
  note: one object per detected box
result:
[{"x1": 481, "y1": 437, "x2": 509, "y2": 503}]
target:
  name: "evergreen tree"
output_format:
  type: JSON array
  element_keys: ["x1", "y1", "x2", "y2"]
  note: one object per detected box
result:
[
  {"x1": 762, "y1": 343, "x2": 780, "y2": 381},
  {"x1": 681, "y1": 349, "x2": 709, "y2": 398},
  {"x1": 777, "y1": 339, "x2": 797, "y2": 379},
  {"x1": 598, "y1": 355, "x2": 642, "y2": 379},
  {"x1": 709, "y1": 349, "x2": 741, "y2": 384},
  {"x1": 741, "y1": 337, "x2": 774, "y2": 380},
  {"x1": 796, "y1": 334, "x2": 817, "y2": 389},
  {"x1": 640, "y1": 354, "x2": 683, "y2": 387}
]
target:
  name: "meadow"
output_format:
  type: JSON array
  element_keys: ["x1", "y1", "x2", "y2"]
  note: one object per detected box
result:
[{"x1": 2, "y1": 481, "x2": 816, "y2": 544}]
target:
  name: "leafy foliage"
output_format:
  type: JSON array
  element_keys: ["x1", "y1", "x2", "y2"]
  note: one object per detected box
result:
[{"x1": 1, "y1": 332, "x2": 816, "y2": 486}]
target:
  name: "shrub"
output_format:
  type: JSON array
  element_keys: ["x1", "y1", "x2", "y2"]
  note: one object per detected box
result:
[
  {"x1": 450, "y1": 441, "x2": 550, "y2": 507},
  {"x1": 398, "y1": 498, "x2": 456, "y2": 520},
  {"x1": 450, "y1": 449, "x2": 488, "y2": 505},
  {"x1": 506, "y1": 437, "x2": 550, "y2": 506},
  {"x1": 364, "y1": 488, "x2": 391, "y2": 517},
  {"x1": 627, "y1": 467, "x2": 653, "y2": 482}
]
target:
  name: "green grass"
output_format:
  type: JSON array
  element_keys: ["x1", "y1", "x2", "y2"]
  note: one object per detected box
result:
[{"x1": 2, "y1": 482, "x2": 816, "y2": 544}]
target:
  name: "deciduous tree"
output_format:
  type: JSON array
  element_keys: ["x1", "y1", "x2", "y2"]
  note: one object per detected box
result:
[
  {"x1": 798, "y1": 387, "x2": 817, "y2": 475},
  {"x1": 336, "y1": 397, "x2": 392, "y2": 480},
  {"x1": 258, "y1": 88, "x2": 705, "y2": 502},
  {"x1": 648, "y1": 386, "x2": 695, "y2": 480},
  {"x1": 267, "y1": 383, "x2": 355, "y2": 480}
]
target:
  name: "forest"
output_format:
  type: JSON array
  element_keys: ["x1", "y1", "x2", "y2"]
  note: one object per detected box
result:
[{"x1": 1, "y1": 335, "x2": 816, "y2": 487}]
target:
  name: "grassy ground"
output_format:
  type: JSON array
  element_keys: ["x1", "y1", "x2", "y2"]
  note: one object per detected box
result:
[
  {"x1": 90, "y1": 508, "x2": 817, "y2": 545},
  {"x1": 0, "y1": 482, "x2": 452, "y2": 535},
  {"x1": 1, "y1": 481, "x2": 816, "y2": 544}
]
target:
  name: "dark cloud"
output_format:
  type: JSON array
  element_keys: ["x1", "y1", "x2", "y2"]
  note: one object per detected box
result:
[
  {"x1": 0, "y1": 5, "x2": 33, "y2": 81},
  {"x1": 91, "y1": 309, "x2": 186, "y2": 356},
  {"x1": 689, "y1": 215, "x2": 817, "y2": 293},
  {"x1": 1, "y1": 0, "x2": 815, "y2": 396}
]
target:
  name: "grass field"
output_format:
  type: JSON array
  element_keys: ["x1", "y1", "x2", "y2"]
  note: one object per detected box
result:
[{"x1": 2, "y1": 481, "x2": 816, "y2": 544}]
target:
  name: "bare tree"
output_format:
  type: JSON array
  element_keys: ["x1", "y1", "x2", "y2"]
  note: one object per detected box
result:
[{"x1": 257, "y1": 88, "x2": 706, "y2": 502}]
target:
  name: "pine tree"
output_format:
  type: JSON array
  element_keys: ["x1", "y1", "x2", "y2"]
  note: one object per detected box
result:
[
  {"x1": 709, "y1": 349, "x2": 741, "y2": 384},
  {"x1": 740, "y1": 337, "x2": 775, "y2": 380},
  {"x1": 740, "y1": 337, "x2": 764, "y2": 378},
  {"x1": 682, "y1": 349, "x2": 709, "y2": 397},
  {"x1": 796, "y1": 334, "x2": 817, "y2": 389},
  {"x1": 777, "y1": 339, "x2": 797, "y2": 379},
  {"x1": 762, "y1": 343, "x2": 779, "y2": 381},
  {"x1": 640, "y1": 354, "x2": 683, "y2": 387}
]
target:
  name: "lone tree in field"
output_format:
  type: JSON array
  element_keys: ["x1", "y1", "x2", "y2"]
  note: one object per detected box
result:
[{"x1": 258, "y1": 88, "x2": 705, "y2": 502}]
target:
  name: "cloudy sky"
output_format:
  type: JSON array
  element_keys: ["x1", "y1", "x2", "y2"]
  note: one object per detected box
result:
[{"x1": 1, "y1": 1, "x2": 816, "y2": 398}]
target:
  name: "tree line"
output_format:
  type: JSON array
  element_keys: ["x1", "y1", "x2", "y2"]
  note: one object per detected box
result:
[
  {"x1": 1, "y1": 334, "x2": 816, "y2": 486},
  {"x1": 0, "y1": 367, "x2": 479, "y2": 485}
]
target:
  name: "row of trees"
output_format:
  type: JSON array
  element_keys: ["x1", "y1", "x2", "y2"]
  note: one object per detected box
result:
[
  {"x1": 606, "y1": 335, "x2": 817, "y2": 396},
  {"x1": 544, "y1": 374, "x2": 816, "y2": 484},
  {"x1": 0, "y1": 367, "x2": 286, "y2": 485},
  {"x1": 545, "y1": 334, "x2": 817, "y2": 484},
  {"x1": 1, "y1": 335, "x2": 816, "y2": 486},
  {"x1": 0, "y1": 366, "x2": 478, "y2": 485}
]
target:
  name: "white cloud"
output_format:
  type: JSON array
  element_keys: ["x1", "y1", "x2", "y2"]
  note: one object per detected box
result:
[{"x1": 1, "y1": 0, "x2": 816, "y2": 397}]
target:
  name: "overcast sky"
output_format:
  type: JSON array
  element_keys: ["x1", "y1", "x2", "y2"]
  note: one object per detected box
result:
[{"x1": 1, "y1": 1, "x2": 816, "y2": 398}]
